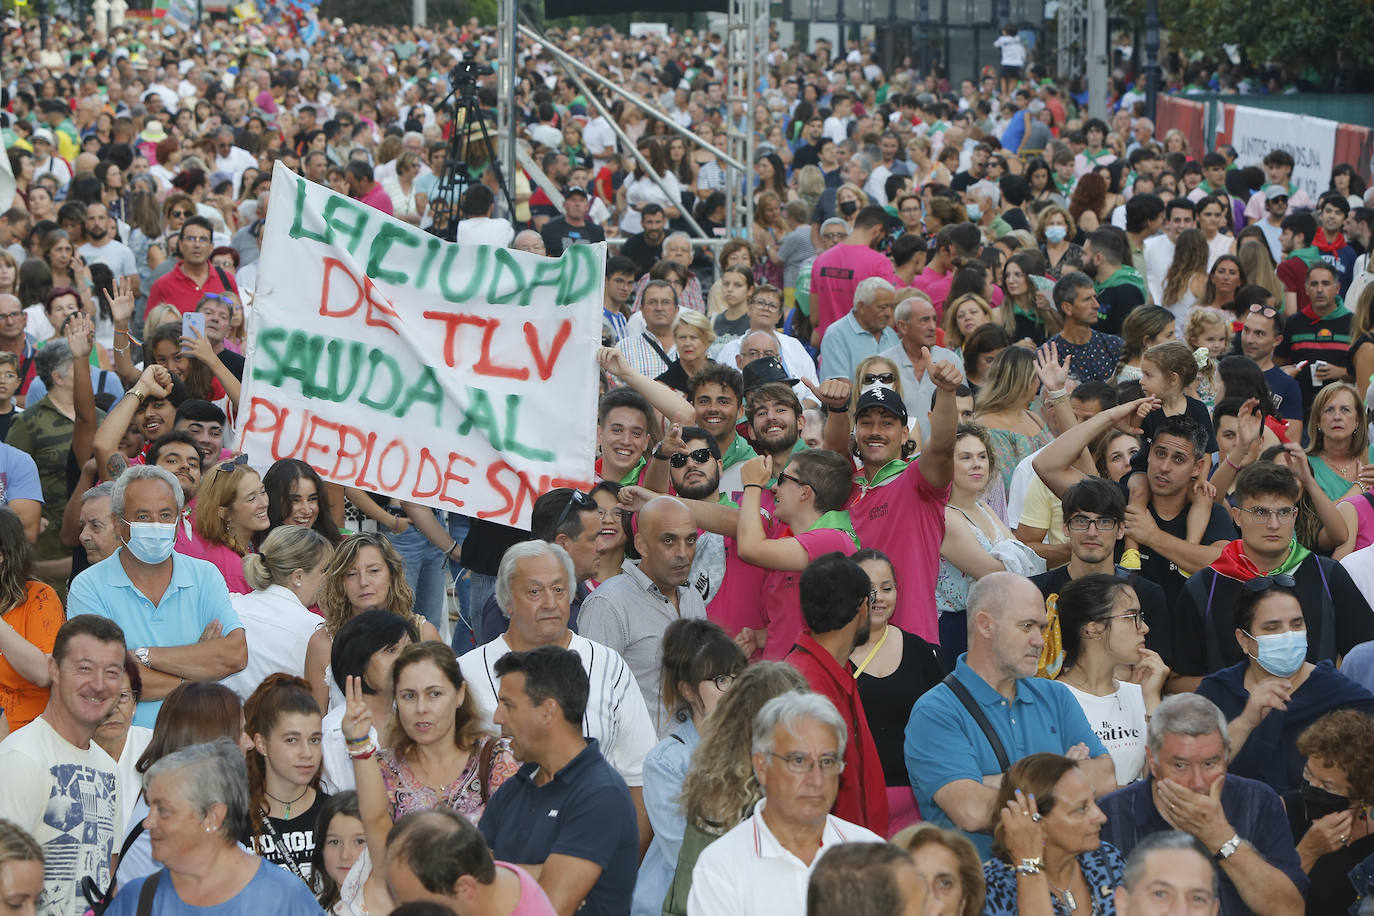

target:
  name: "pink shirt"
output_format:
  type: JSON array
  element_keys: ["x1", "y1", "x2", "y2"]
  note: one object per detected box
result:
[
  {"x1": 179, "y1": 536, "x2": 252, "y2": 595},
  {"x1": 1341, "y1": 493, "x2": 1374, "y2": 553},
  {"x1": 357, "y1": 182, "x2": 395, "y2": 216},
  {"x1": 758, "y1": 527, "x2": 859, "y2": 660},
  {"x1": 502, "y1": 862, "x2": 559, "y2": 915},
  {"x1": 810, "y1": 244, "x2": 901, "y2": 339},
  {"x1": 914, "y1": 265, "x2": 1004, "y2": 317},
  {"x1": 705, "y1": 531, "x2": 769, "y2": 640},
  {"x1": 848, "y1": 458, "x2": 949, "y2": 644}
]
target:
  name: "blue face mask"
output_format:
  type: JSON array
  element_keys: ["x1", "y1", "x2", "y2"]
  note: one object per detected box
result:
[
  {"x1": 123, "y1": 521, "x2": 178, "y2": 564},
  {"x1": 1045, "y1": 225, "x2": 1068, "y2": 244},
  {"x1": 1245, "y1": 629, "x2": 1307, "y2": 677},
  {"x1": 966, "y1": 204, "x2": 982, "y2": 221}
]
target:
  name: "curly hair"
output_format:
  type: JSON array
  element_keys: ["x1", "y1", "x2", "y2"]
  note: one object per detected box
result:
[
  {"x1": 1297, "y1": 710, "x2": 1374, "y2": 804},
  {"x1": 679, "y1": 662, "x2": 807, "y2": 834},
  {"x1": 319, "y1": 533, "x2": 417, "y2": 638}
]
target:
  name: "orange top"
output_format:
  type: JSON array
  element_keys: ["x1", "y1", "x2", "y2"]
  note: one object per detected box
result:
[{"x1": 0, "y1": 580, "x2": 64, "y2": 729}]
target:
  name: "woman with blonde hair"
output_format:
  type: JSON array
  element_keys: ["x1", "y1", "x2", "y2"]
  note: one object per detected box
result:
[
  {"x1": 943, "y1": 293, "x2": 994, "y2": 354},
  {"x1": 662, "y1": 662, "x2": 808, "y2": 916},
  {"x1": 0, "y1": 250, "x2": 16, "y2": 298},
  {"x1": 1237, "y1": 238, "x2": 1286, "y2": 306},
  {"x1": 656, "y1": 310, "x2": 716, "y2": 396},
  {"x1": 304, "y1": 533, "x2": 440, "y2": 714},
  {"x1": 973, "y1": 345, "x2": 1068, "y2": 498},
  {"x1": 795, "y1": 165, "x2": 826, "y2": 214},
  {"x1": 890, "y1": 823, "x2": 985, "y2": 916},
  {"x1": 751, "y1": 191, "x2": 786, "y2": 288},
  {"x1": 183, "y1": 460, "x2": 270, "y2": 595},
  {"x1": 1161, "y1": 228, "x2": 1210, "y2": 324},
  {"x1": 1114, "y1": 305, "x2": 1177, "y2": 384},
  {"x1": 835, "y1": 183, "x2": 869, "y2": 230},
  {"x1": 381, "y1": 151, "x2": 424, "y2": 225},
  {"x1": 1306, "y1": 381, "x2": 1372, "y2": 501},
  {"x1": 0, "y1": 820, "x2": 42, "y2": 913}
]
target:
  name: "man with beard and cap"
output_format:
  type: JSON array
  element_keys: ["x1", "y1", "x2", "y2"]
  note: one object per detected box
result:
[
  {"x1": 580, "y1": 496, "x2": 706, "y2": 737},
  {"x1": 816, "y1": 360, "x2": 962, "y2": 645},
  {"x1": 785, "y1": 552, "x2": 889, "y2": 834}
]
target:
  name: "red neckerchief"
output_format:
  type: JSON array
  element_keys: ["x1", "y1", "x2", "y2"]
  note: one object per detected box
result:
[
  {"x1": 1315, "y1": 226, "x2": 1347, "y2": 255},
  {"x1": 1210, "y1": 540, "x2": 1260, "y2": 581}
]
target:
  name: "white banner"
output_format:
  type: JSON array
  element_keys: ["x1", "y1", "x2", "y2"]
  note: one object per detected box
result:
[
  {"x1": 238, "y1": 162, "x2": 603, "y2": 530},
  {"x1": 1229, "y1": 107, "x2": 1338, "y2": 201}
]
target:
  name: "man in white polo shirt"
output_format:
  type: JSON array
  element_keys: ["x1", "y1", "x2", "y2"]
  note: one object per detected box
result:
[{"x1": 687, "y1": 692, "x2": 883, "y2": 916}]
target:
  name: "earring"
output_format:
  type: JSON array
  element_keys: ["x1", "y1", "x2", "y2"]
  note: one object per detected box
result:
[{"x1": 205, "y1": 825, "x2": 214, "y2": 833}]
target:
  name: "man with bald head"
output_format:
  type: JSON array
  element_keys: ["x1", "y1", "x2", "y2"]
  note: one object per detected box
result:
[
  {"x1": 881, "y1": 293, "x2": 959, "y2": 442},
  {"x1": 904, "y1": 572, "x2": 1117, "y2": 857},
  {"x1": 512, "y1": 229, "x2": 547, "y2": 256},
  {"x1": 579, "y1": 495, "x2": 706, "y2": 736}
]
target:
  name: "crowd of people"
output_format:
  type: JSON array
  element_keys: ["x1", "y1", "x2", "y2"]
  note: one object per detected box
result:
[{"x1": 3, "y1": 9, "x2": 1374, "y2": 916}]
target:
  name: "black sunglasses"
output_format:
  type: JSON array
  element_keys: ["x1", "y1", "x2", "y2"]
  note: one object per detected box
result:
[
  {"x1": 553, "y1": 489, "x2": 596, "y2": 533},
  {"x1": 217, "y1": 453, "x2": 249, "y2": 473},
  {"x1": 669, "y1": 448, "x2": 715, "y2": 468},
  {"x1": 1243, "y1": 574, "x2": 1296, "y2": 592},
  {"x1": 862, "y1": 372, "x2": 896, "y2": 385}
]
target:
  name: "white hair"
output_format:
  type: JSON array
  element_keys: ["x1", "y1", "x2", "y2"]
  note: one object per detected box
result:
[
  {"x1": 853, "y1": 276, "x2": 896, "y2": 309},
  {"x1": 751, "y1": 691, "x2": 847, "y2": 759},
  {"x1": 495, "y1": 540, "x2": 575, "y2": 616},
  {"x1": 110, "y1": 464, "x2": 184, "y2": 518}
]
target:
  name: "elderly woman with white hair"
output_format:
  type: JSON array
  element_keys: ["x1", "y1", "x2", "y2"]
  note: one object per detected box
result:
[{"x1": 104, "y1": 739, "x2": 324, "y2": 914}]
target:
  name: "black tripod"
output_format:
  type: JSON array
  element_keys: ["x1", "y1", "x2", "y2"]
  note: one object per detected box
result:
[{"x1": 427, "y1": 62, "x2": 517, "y2": 241}]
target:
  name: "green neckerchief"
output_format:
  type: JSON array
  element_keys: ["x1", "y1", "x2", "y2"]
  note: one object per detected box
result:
[
  {"x1": 1289, "y1": 245, "x2": 1322, "y2": 269},
  {"x1": 1268, "y1": 539, "x2": 1311, "y2": 577},
  {"x1": 1012, "y1": 297, "x2": 1042, "y2": 323},
  {"x1": 720, "y1": 434, "x2": 756, "y2": 470},
  {"x1": 803, "y1": 509, "x2": 859, "y2": 548},
  {"x1": 1313, "y1": 297, "x2": 1351, "y2": 321},
  {"x1": 1199, "y1": 179, "x2": 1218, "y2": 194},
  {"x1": 1053, "y1": 175, "x2": 1075, "y2": 196},
  {"x1": 1095, "y1": 264, "x2": 1147, "y2": 299},
  {"x1": 1082, "y1": 148, "x2": 1112, "y2": 164},
  {"x1": 856, "y1": 457, "x2": 908, "y2": 490},
  {"x1": 615, "y1": 456, "x2": 647, "y2": 486},
  {"x1": 716, "y1": 492, "x2": 738, "y2": 508}
]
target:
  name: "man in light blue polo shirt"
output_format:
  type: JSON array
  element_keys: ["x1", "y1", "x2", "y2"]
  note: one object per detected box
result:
[
  {"x1": 819, "y1": 276, "x2": 900, "y2": 384},
  {"x1": 68, "y1": 465, "x2": 246, "y2": 727},
  {"x1": 904, "y1": 572, "x2": 1117, "y2": 857}
]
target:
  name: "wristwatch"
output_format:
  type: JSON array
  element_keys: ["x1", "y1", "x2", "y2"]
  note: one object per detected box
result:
[
  {"x1": 1214, "y1": 834, "x2": 1242, "y2": 861},
  {"x1": 134, "y1": 646, "x2": 151, "y2": 668},
  {"x1": 1014, "y1": 857, "x2": 1045, "y2": 876},
  {"x1": 650, "y1": 445, "x2": 670, "y2": 461}
]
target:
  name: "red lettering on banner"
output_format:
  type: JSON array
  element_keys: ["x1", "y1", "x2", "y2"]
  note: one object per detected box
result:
[
  {"x1": 330, "y1": 426, "x2": 374, "y2": 481},
  {"x1": 475, "y1": 321, "x2": 530, "y2": 380},
  {"x1": 320, "y1": 259, "x2": 362, "y2": 318},
  {"x1": 412, "y1": 449, "x2": 442, "y2": 499},
  {"x1": 524, "y1": 320, "x2": 572, "y2": 381},
  {"x1": 319, "y1": 257, "x2": 398, "y2": 335},
  {"x1": 361, "y1": 275, "x2": 401, "y2": 336},
  {"x1": 424, "y1": 311, "x2": 488, "y2": 368},
  {"x1": 439, "y1": 453, "x2": 477, "y2": 508},
  {"x1": 377, "y1": 440, "x2": 410, "y2": 491},
  {"x1": 301, "y1": 415, "x2": 341, "y2": 468}
]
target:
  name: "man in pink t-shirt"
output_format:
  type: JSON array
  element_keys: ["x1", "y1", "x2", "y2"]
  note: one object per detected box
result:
[
  {"x1": 385, "y1": 808, "x2": 559, "y2": 916},
  {"x1": 734, "y1": 447, "x2": 861, "y2": 660},
  {"x1": 809, "y1": 205, "x2": 900, "y2": 342},
  {"x1": 346, "y1": 160, "x2": 395, "y2": 216},
  {"x1": 836, "y1": 366, "x2": 962, "y2": 645},
  {"x1": 913, "y1": 221, "x2": 1004, "y2": 316}
]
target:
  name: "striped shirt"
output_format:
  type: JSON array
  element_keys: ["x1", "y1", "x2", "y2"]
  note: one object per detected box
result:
[{"x1": 458, "y1": 632, "x2": 657, "y2": 787}]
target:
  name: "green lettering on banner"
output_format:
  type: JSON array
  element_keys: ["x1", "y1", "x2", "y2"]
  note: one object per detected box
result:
[
  {"x1": 318, "y1": 339, "x2": 365, "y2": 402},
  {"x1": 367, "y1": 224, "x2": 419, "y2": 286},
  {"x1": 437, "y1": 245, "x2": 489, "y2": 303},
  {"x1": 502, "y1": 394, "x2": 554, "y2": 462},
  {"x1": 530, "y1": 259, "x2": 568, "y2": 305},
  {"x1": 486, "y1": 248, "x2": 533, "y2": 306},
  {"x1": 456, "y1": 386, "x2": 501, "y2": 443},
  {"x1": 358, "y1": 349, "x2": 404, "y2": 412},
  {"x1": 394, "y1": 365, "x2": 445, "y2": 426},
  {"x1": 252, "y1": 327, "x2": 290, "y2": 383},
  {"x1": 557, "y1": 245, "x2": 598, "y2": 306},
  {"x1": 289, "y1": 178, "x2": 331, "y2": 245},
  {"x1": 276, "y1": 330, "x2": 324, "y2": 392},
  {"x1": 412, "y1": 235, "x2": 444, "y2": 288},
  {"x1": 321, "y1": 195, "x2": 371, "y2": 257}
]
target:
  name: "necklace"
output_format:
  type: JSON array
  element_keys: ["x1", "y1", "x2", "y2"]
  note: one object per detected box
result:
[
  {"x1": 265, "y1": 785, "x2": 309, "y2": 819},
  {"x1": 1330, "y1": 456, "x2": 1359, "y2": 479}
]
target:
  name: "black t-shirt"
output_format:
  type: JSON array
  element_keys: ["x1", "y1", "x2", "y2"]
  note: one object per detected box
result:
[
  {"x1": 949, "y1": 170, "x2": 983, "y2": 193},
  {"x1": 1094, "y1": 283, "x2": 1146, "y2": 337},
  {"x1": 1003, "y1": 208, "x2": 1031, "y2": 232},
  {"x1": 619, "y1": 233, "x2": 663, "y2": 276},
  {"x1": 540, "y1": 217, "x2": 605, "y2": 258},
  {"x1": 1277, "y1": 307, "x2": 1355, "y2": 418},
  {"x1": 461, "y1": 518, "x2": 528, "y2": 576},
  {"x1": 248, "y1": 790, "x2": 330, "y2": 882},
  {"x1": 1030, "y1": 565, "x2": 1174, "y2": 662},
  {"x1": 855, "y1": 630, "x2": 945, "y2": 786},
  {"x1": 791, "y1": 142, "x2": 821, "y2": 172},
  {"x1": 1139, "y1": 398, "x2": 1218, "y2": 455},
  {"x1": 0, "y1": 407, "x2": 15, "y2": 442},
  {"x1": 1120, "y1": 486, "x2": 1237, "y2": 607},
  {"x1": 217, "y1": 347, "x2": 246, "y2": 382}
]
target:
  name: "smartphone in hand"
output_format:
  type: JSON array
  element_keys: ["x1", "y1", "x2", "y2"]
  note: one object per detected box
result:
[{"x1": 182, "y1": 312, "x2": 206, "y2": 353}]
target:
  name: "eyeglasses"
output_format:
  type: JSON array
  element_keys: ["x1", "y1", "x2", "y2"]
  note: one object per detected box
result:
[
  {"x1": 1067, "y1": 515, "x2": 1121, "y2": 531},
  {"x1": 168, "y1": 209, "x2": 193, "y2": 218},
  {"x1": 0, "y1": 312, "x2": 23, "y2": 321},
  {"x1": 181, "y1": 235, "x2": 212, "y2": 245},
  {"x1": 669, "y1": 447, "x2": 715, "y2": 468},
  {"x1": 1108, "y1": 610, "x2": 1146, "y2": 631},
  {"x1": 118, "y1": 690, "x2": 139, "y2": 704},
  {"x1": 709, "y1": 673, "x2": 738, "y2": 691},
  {"x1": 776, "y1": 471, "x2": 811, "y2": 490},
  {"x1": 861, "y1": 372, "x2": 896, "y2": 385},
  {"x1": 217, "y1": 453, "x2": 249, "y2": 473},
  {"x1": 749, "y1": 298, "x2": 781, "y2": 312},
  {"x1": 553, "y1": 489, "x2": 596, "y2": 533},
  {"x1": 1236, "y1": 506, "x2": 1298, "y2": 522},
  {"x1": 768, "y1": 751, "x2": 845, "y2": 775},
  {"x1": 1243, "y1": 573, "x2": 1297, "y2": 592},
  {"x1": 1248, "y1": 303, "x2": 1279, "y2": 319},
  {"x1": 822, "y1": 232, "x2": 847, "y2": 242}
]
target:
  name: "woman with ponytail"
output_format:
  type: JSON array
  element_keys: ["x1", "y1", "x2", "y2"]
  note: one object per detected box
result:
[{"x1": 245, "y1": 673, "x2": 330, "y2": 884}]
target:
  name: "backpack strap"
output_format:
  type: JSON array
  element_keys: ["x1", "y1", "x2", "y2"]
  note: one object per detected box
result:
[
  {"x1": 477, "y1": 735, "x2": 498, "y2": 803},
  {"x1": 941, "y1": 673, "x2": 1011, "y2": 773},
  {"x1": 135, "y1": 870, "x2": 161, "y2": 916}
]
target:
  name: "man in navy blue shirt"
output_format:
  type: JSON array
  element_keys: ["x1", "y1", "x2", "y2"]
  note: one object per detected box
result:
[
  {"x1": 1098, "y1": 694, "x2": 1306, "y2": 916},
  {"x1": 479, "y1": 646, "x2": 638, "y2": 916},
  {"x1": 1238, "y1": 296, "x2": 1304, "y2": 440}
]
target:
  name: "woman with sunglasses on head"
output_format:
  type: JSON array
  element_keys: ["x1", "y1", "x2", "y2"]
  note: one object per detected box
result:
[
  {"x1": 589, "y1": 482, "x2": 629, "y2": 587},
  {"x1": 850, "y1": 549, "x2": 946, "y2": 834},
  {"x1": 180, "y1": 459, "x2": 270, "y2": 595},
  {"x1": 632, "y1": 619, "x2": 746, "y2": 916},
  {"x1": 1044, "y1": 575, "x2": 1168, "y2": 787},
  {"x1": 1196, "y1": 577, "x2": 1374, "y2": 796}
]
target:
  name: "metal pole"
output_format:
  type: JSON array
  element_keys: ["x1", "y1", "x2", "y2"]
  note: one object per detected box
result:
[
  {"x1": 1086, "y1": 0, "x2": 1108, "y2": 119},
  {"x1": 498, "y1": 0, "x2": 516, "y2": 212},
  {"x1": 1143, "y1": 0, "x2": 1160, "y2": 121},
  {"x1": 519, "y1": 23, "x2": 746, "y2": 172},
  {"x1": 412, "y1": 0, "x2": 424, "y2": 27},
  {"x1": 556, "y1": 58, "x2": 713, "y2": 240}
]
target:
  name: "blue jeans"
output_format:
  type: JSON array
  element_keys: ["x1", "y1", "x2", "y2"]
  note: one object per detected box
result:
[
  {"x1": 466, "y1": 572, "x2": 498, "y2": 646},
  {"x1": 447, "y1": 514, "x2": 474, "y2": 652},
  {"x1": 386, "y1": 522, "x2": 448, "y2": 632}
]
